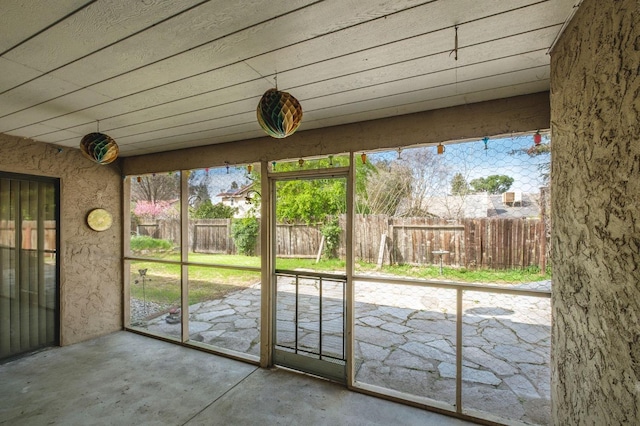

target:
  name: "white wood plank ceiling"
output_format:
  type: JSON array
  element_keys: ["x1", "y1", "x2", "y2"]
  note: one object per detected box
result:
[{"x1": 0, "y1": 0, "x2": 580, "y2": 157}]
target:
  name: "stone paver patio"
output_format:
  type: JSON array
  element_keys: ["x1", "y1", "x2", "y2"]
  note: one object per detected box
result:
[{"x1": 137, "y1": 277, "x2": 551, "y2": 425}]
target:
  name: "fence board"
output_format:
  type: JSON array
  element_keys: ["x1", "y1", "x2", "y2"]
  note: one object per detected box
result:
[{"x1": 132, "y1": 215, "x2": 546, "y2": 270}]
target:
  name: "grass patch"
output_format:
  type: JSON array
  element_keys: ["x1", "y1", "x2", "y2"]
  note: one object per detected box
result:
[
  {"x1": 356, "y1": 262, "x2": 550, "y2": 283},
  {"x1": 130, "y1": 235, "x2": 173, "y2": 252},
  {"x1": 130, "y1": 260, "x2": 260, "y2": 306},
  {"x1": 130, "y1": 253, "x2": 549, "y2": 307}
]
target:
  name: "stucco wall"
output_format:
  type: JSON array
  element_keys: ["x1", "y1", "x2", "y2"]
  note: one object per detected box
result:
[
  {"x1": 0, "y1": 134, "x2": 122, "y2": 345},
  {"x1": 550, "y1": 0, "x2": 640, "y2": 424}
]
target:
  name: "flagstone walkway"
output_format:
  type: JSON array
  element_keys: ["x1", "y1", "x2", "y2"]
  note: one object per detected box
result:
[{"x1": 139, "y1": 278, "x2": 551, "y2": 425}]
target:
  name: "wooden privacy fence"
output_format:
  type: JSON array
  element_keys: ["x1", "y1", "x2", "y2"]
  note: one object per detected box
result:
[
  {"x1": 350, "y1": 215, "x2": 546, "y2": 270},
  {"x1": 0, "y1": 220, "x2": 56, "y2": 252},
  {"x1": 136, "y1": 215, "x2": 547, "y2": 270}
]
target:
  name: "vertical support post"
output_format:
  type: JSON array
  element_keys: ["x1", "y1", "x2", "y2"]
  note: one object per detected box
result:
[
  {"x1": 0, "y1": 179, "x2": 10, "y2": 357},
  {"x1": 180, "y1": 170, "x2": 189, "y2": 343},
  {"x1": 260, "y1": 160, "x2": 273, "y2": 367},
  {"x1": 456, "y1": 288, "x2": 463, "y2": 414},
  {"x1": 294, "y1": 274, "x2": 299, "y2": 354},
  {"x1": 11, "y1": 181, "x2": 21, "y2": 351},
  {"x1": 37, "y1": 183, "x2": 46, "y2": 345},
  {"x1": 19, "y1": 182, "x2": 29, "y2": 351},
  {"x1": 345, "y1": 152, "x2": 355, "y2": 387},
  {"x1": 122, "y1": 176, "x2": 131, "y2": 329},
  {"x1": 319, "y1": 277, "x2": 323, "y2": 359}
]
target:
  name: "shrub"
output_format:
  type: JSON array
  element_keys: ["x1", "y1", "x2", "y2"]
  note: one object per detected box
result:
[
  {"x1": 191, "y1": 200, "x2": 237, "y2": 219},
  {"x1": 130, "y1": 235, "x2": 172, "y2": 252},
  {"x1": 321, "y1": 217, "x2": 342, "y2": 259},
  {"x1": 230, "y1": 217, "x2": 259, "y2": 256}
]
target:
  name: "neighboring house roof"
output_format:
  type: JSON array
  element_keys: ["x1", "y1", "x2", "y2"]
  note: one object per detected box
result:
[
  {"x1": 215, "y1": 184, "x2": 257, "y2": 218},
  {"x1": 488, "y1": 193, "x2": 541, "y2": 218},
  {"x1": 215, "y1": 184, "x2": 254, "y2": 200},
  {"x1": 421, "y1": 192, "x2": 541, "y2": 219},
  {"x1": 423, "y1": 194, "x2": 490, "y2": 219}
]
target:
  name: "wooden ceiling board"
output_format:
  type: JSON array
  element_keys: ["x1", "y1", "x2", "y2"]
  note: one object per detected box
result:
[
  {"x1": 57, "y1": 82, "x2": 266, "y2": 140},
  {"x1": 103, "y1": 99, "x2": 261, "y2": 141},
  {"x1": 110, "y1": 68, "x2": 549, "y2": 154},
  {"x1": 9, "y1": 4, "x2": 563, "y2": 138},
  {"x1": 0, "y1": 75, "x2": 86, "y2": 120},
  {"x1": 42, "y1": 0, "x2": 420, "y2": 98},
  {"x1": 0, "y1": 0, "x2": 89, "y2": 53},
  {"x1": 114, "y1": 111, "x2": 257, "y2": 146},
  {"x1": 24, "y1": 21, "x2": 559, "y2": 144},
  {"x1": 0, "y1": 0, "x2": 425, "y2": 134},
  {"x1": 120, "y1": 118, "x2": 258, "y2": 151},
  {"x1": 46, "y1": 0, "x2": 318, "y2": 90},
  {"x1": 244, "y1": 0, "x2": 540, "y2": 78},
  {"x1": 304, "y1": 67, "x2": 550, "y2": 122},
  {"x1": 0, "y1": 84, "x2": 113, "y2": 131},
  {"x1": 87, "y1": 61, "x2": 261, "y2": 113},
  {"x1": 17, "y1": 63, "x2": 262, "y2": 139},
  {"x1": 301, "y1": 80, "x2": 550, "y2": 133},
  {"x1": 3, "y1": 1, "x2": 206, "y2": 85},
  {"x1": 15, "y1": 125, "x2": 86, "y2": 144},
  {"x1": 0, "y1": 58, "x2": 43, "y2": 93},
  {"x1": 46, "y1": 51, "x2": 550, "y2": 148},
  {"x1": 0, "y1": 0, "x2": 581, "y2": 156}
]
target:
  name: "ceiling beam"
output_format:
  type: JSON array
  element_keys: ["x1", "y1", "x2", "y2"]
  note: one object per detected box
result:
[{"x1": 122, "y1": 91, "x2": 549, "y2": 175}]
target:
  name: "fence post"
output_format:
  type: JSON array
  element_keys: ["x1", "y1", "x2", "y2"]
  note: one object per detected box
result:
[
  {"x1": 376, "y1": 233, "x2": 386, "y2": 269},
  {"x1": 539, "y1": 187, "x2": 547, "y2": 273},
  {"x1": 388, "y1": 218, "x2": 395, "y2": 265}
]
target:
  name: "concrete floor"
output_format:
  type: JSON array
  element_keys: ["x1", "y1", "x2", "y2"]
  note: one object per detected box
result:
[{"x1": 0, "y1": 332, "x2": 475, "y2": 426}]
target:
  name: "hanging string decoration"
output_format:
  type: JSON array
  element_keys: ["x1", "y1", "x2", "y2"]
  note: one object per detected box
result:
[
  {"x1": 533, "y1": 130, "x2": 542, "y2": 145},
  {"x1": 256, "y1": 88, "x2": 303, "y2": 138},
  {"x1": 79, "y1": 132, "x2": 119, "y2": 165}
]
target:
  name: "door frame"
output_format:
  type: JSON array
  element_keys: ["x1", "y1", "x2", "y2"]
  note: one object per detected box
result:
[
  {"x1": 0, "y1": 171, "x2": 60, "y2": 360},
  {"x1": 260, "y1": 157, "x2": 354, "y2": 384}
]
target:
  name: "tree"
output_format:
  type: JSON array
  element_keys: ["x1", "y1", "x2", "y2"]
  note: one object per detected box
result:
[
  {"x1": 191, "y1": 200, "x2": 237, "y2": 219},
  {"x1": 132, "y1": 171, "x2": 214, "y2": 208},
  {"x1": 189, "y1": 178, "x2": 210, "y2": 209},
  {"x1": 469, "y1": 174, "x2": 514, "y2": 194},
  {"x1": 273, "y1": 157, "x2": 348, "y2": 223},
  {"x1": 450, "y1": 173, "x2": 469, "y2": 195},
  {"x1": 320, "y1": 216, "x2": 342, "y2": 259},
  {"x1": 395, "y1": 147, "x2": 450, "y2": 217},
  {"x1": 276, "y1": 177, "x2": 346, "y2": 223},
  {"x1": 357, "y1": 159, "x2": 411, "y2": 216},
  {"x1": 230, "y1": 217, "x2": 259, "y2": 256},
  {"x1": 509, "y1": 135, "x2": 551, "y2": 186},
  {"x1": 133, "y1": 200, "x2": 178, "y2": 222},
  {"x1": 131, "y1": 173, "x2": 179, "y2": 203}
]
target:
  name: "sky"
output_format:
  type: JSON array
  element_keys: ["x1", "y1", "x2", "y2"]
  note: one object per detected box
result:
[
  {"x1": 188, "y1": 134, "x2": 549, "y2": 202},
  {"x1": 369, "y1": 135, "x2": 549, "y2": 195}
]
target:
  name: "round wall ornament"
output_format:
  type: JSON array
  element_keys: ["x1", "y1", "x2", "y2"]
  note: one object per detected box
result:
[{"x1": 87, "y1": 208, "x2": 113, "y2": 231}]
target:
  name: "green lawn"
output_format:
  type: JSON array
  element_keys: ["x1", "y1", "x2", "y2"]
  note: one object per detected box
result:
[
  {"x1": 130, "y1": 253, "x2": 549, "y2": 307},
  {"x1": 355, "y1": 262, "x2": 551, "y2": 284}
]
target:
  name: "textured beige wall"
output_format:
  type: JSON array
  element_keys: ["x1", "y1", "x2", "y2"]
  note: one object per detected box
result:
[
  {"x1": 0, "y1": 134, "x2": 122, "y2": 345},
  {"x1": 550, "y1": 0, "x2": 640, "y2": 424}
]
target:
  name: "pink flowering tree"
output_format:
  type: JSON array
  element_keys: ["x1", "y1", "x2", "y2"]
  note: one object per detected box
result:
[{"x1": 133, "y1": 200, "x2": 177, "y2": 222}]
